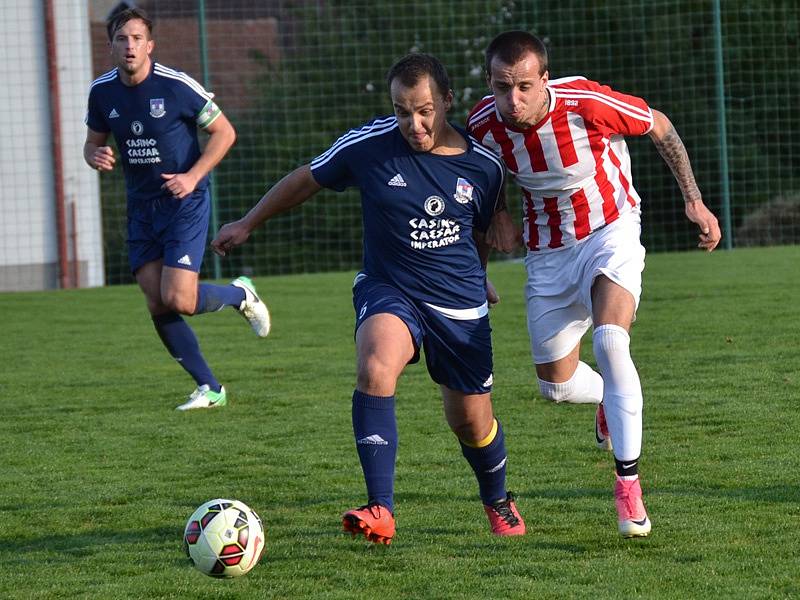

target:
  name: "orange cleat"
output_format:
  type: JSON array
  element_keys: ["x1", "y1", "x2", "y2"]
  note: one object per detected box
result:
[
  {"x1": 342, "y1": 503, "x2": 396, "y2": 545},
  {"x1": 484, "y1": 492, "x2": 526, "y2": 536}
]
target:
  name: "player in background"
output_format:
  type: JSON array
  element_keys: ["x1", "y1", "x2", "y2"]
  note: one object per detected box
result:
[
  {"x1": 84, "y1": 8, "x2": 271, "y2": 411},
  {"x1": 212, "y1": 53, "x2": 526, "y2": 544},
  {"x1": 468, "y1": 31, "x2": 721, "y2": 537}
]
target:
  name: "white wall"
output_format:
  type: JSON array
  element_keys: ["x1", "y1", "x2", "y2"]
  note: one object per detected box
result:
[
  {"x1": 0, "y1": 0, "x2": 104, "y2": 290},
  {"x1": 56, "y1": 0, "x2": 105, "y2": 288}
]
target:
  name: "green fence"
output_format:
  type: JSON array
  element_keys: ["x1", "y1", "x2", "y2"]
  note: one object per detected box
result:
[{"x1": 94, "y1": 0, "x2": 800, "y2": 284}]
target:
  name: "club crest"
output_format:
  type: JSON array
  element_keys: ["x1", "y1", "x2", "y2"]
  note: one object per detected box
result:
[
  {"x1": 454, "y1": 177, "x2": 474, "y2": 204},
  {"x1": 149, "y1": 98, "x2": 166, "y2": 118}
]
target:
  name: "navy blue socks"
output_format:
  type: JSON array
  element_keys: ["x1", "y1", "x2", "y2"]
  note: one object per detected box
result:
[
  {"x1": 194, "y1": 283, "x2": 245, "y2": 315},
  {"x1": 352, "y1": 390, "x2": 398, "y2": 513},
  {"x1": 152, "y1": 312, "x2": 221, "y2": 392},
  {"x1": 459, "y1": 418, "x2": 508, "y2": 506}
]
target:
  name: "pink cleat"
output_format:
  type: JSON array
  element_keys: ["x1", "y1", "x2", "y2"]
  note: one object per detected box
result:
[
  {"x1": 484, "y1": 492, "x2": 526, "y2": 536},
  {"x1": 595, "y1": 403, "x2": 613, "y2": 451},
  {"x1": 614, "y1": 476, "x2": 651, "y2": 538}
]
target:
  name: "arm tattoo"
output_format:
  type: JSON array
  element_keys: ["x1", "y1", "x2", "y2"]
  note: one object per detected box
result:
[{"x1": 652, "y1": 125, "x2": 702, "y2": 203}]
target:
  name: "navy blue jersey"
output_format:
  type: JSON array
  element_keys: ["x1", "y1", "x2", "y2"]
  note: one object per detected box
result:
[
  {"x1": 86, "y1": 62, "x2": 221, "y2": 202},
  {"x1": 310, "y1": 116, "x2": 505, "y2": 310}
]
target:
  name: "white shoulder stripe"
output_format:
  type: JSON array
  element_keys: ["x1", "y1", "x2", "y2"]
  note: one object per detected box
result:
[
  {"x1": 471, "y1": 140, "x2": 505, "y2": 174},
  {"x1": 153, "y1": 63, "x2": 213, "y2": 100},
  {"x1": 556, "y1": 87, "x2": 651, "y2": 119},
  {"x1": 467, "y1": 99, "x2": 496, "y2": 127},
  {"x1": 311, "y1": 118, "x2": 397, "y2": 167},
  {"x1": 312, "y1": 123, "x2": 397, "y2": 169},
  {"x1": 549, "y1": 75, "x2": 587, "y2": 85},
  {"x1": 312, "y1": 117, "x2": 397, "y2": 164},
  {"x1": 89, "y1": 68, "x2": 118, "y2": 90},
  {"x1": 556, "y1": 89, "x2": 652, "y2": 121}
]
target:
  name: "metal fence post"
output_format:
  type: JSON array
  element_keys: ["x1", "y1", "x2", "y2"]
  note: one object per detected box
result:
[
  {"x1": 713, "y1": 0, "x2": 733, "y2": 249},
  {"x1": 198, "y1": 0, "x2": 223, "y2": 278}
]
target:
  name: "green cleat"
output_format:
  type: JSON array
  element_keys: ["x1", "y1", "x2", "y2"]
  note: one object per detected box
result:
[{"x1": 176, "y1": 385, "x2": 227, "y2": 411}]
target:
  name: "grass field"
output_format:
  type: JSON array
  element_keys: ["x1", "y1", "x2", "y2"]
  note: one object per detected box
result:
[{"x1": 1, "y1": 245, "x2": 798, "y2": 599}]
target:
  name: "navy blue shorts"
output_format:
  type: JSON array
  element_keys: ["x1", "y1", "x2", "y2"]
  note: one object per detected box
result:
[
  {"x1": 127, "y1": 188, "x2": 210, "y2": 274},
  {"x1": 353, "y1": 275, "x2": 493, "y2": 394}
]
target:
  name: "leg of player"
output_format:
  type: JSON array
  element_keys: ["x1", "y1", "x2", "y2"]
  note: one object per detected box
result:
[
  {"x1": 342, "y1": 313, "x2": 414, "y2": 545},
  {"x1": 591, "y1": 275, "x2": 651, "y2": 537},
  {"x1": 536, "y1": 349, "x2": 611, "y2": 451},
  {"x1": 194, "y1": 276, "x2": 271, "y2": 338},
  {"x1": 138, "y1": 262, "x2": 226, "y2": 411},
  {"x1": 442, "y1": 388, "x2": 525, "y2": 536}
]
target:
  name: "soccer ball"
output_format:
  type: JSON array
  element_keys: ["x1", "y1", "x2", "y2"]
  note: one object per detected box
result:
[{"x1": 183, "y1": 499, "x2": 265, "y2": 578}]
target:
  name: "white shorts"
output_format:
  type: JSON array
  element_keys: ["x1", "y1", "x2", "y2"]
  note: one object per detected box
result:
[{"x1": 525, "y1": 213, "x2": 646, "y2": 364}]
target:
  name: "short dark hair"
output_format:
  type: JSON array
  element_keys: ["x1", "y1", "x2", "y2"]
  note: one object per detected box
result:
[
  {"x1": 386, "y1": 53, "x2": 451, "y2": 98},
  {"x1": 107, "y1": 7, "x2": 153, "y2": 41},
  {"x1": 485, "y1": 31, "x2": 548, "y2": 77}
]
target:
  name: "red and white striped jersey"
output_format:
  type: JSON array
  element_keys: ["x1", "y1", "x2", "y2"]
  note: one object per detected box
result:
[{"x1": 467, "y1": 77, "x2": 653, "y2": 252}]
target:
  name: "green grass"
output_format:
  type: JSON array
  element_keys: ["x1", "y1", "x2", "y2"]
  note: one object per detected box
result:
[{"x1": 1, "y1": 246, "x2": 798, "y2": 599}]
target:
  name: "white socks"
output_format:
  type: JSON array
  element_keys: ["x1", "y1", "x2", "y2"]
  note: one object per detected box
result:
[
  {"x1": 537, "y1": 360, "x2": 603, "y2": 404},
  {"x1": 592, "y1": 324, "x2": 642, "y2": 462}
]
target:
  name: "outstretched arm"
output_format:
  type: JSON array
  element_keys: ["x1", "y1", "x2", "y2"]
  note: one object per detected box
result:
[
  {"x1": 649, "y1": 109, "x2": 721, "y2": 252},
  {"x1": 211, "y1": 164, "x2": 322, "y2": 256}
]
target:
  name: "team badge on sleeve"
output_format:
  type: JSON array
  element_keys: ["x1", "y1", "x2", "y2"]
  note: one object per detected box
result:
[
  {"x1": 149, "y1": 98, "x2": 166, "y2": 118},
  {"x1": 454, "y1": 178, "x2": 474, "y2": 204}
]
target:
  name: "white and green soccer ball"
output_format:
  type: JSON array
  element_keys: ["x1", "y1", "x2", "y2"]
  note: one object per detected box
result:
[{"x1": 183, "y1": 499, "x2": 265, "y2": 578}]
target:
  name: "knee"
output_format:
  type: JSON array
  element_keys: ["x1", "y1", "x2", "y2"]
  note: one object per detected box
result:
[
  {"x1": 452, "y1": 415, "x2": 495, "y2": 446},
  {"x1": 162, "y1": 290, "x2": 196, "y2": 315},
  {"x1": 356, "y1": 356, "x2": 398, "y2": 396},
  {"x1": 450, "y1": 418, "x2": 486, "y2": 444}
]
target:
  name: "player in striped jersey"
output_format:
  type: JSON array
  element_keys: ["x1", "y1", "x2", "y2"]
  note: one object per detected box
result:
[
  {"x1": 212, "y1": 53, "x2": 525, "y2": 543},
  {"x1": 84, "y1": 8, "x2": 271, "y2": 411},
  {"x1": 468, "y1": 31, "x2": 721, "y2": 538}
]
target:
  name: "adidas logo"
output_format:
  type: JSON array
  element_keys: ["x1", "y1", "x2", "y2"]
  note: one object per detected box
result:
[
  {"x1": 388, "y1": 174, "x2": 407, "y2": 187},
  {"x1": 109, "y1": 108, "x2": 119, "y2": 118},
  {"x1": 357, "y1": 434, "x2": 389, "y2": 446},
  {"x1": 177, "y1": 255, "x2": 192, "y2": 266}
]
